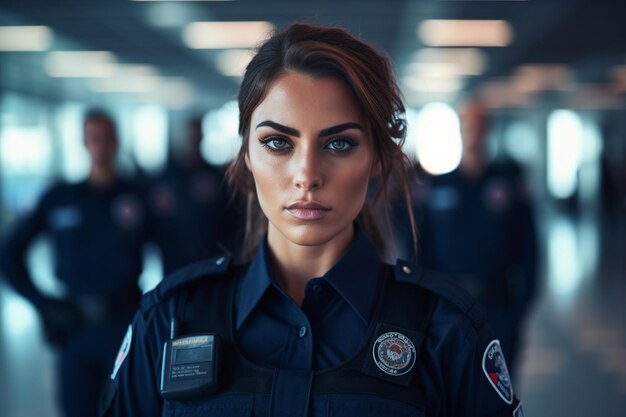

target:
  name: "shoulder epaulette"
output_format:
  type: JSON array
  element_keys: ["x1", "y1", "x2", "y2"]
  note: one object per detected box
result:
[
  {"x1": 393, "y1": 259, "x2": 488, "y2": 329},
  {"x1": 140, "y1": 254, "x2": 233, "y2": 312}
]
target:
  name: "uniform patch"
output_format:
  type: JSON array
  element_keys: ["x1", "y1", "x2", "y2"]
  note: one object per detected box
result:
[
  {"x1": 111, "y1": 194, "x2": 143, "y2": 230},
  {"x1": 111, "y1": 325, "x2": 132, "y2": 380},
  {"x1": 372, "y1": 332, "x2": 416, "y2": 376},
  {"x1": 482, "y1": 178, "x2": 511, "y2": 212},
  {"x1": 482, "y1": 339, "x2": 513, "y2": 404},
  {"x1": 150, "y1": 185, "x2": 177, "y2": 217},
  {"x1": 429, "y1": 186, "x2": 461, "y2": 211},
  {"x1": 49, "y1": 206, "x2": 82, "y2": 230},
  {"x1": 513, "y1": 402, "x2": 524, "y2": 417}
]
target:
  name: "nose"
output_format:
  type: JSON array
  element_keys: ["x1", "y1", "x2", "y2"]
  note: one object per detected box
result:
[{"x1": 293, "y1": 145, "x2": 323, "y2": 191}]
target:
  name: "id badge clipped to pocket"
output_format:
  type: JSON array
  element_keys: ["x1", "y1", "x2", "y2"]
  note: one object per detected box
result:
[{"x1": 160, "y1": 334, "x2": 220, "y2": 399}]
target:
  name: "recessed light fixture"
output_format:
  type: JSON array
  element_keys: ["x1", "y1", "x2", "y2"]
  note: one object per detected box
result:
[
  {"x1": 407, "y1": 48, "x2": 486, "y2": 77},
  {"x1": 45, "y1": 51, "x2": 117, "y2": 78},
  {"x1": 0, "y1": 26, "x2": 53, "y2": 51},
  {"x1": 183, "y1": 21, "x2": 274, "y2": 49},
  {"x1": 403, "y1": 76, "x2": 463, "y2": 93},
  {"x1": 418, "y1": 20, "x2": 513, "y2": 47}
]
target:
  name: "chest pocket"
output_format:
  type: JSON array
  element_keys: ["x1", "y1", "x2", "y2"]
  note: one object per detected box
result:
[{"x1": 165, "y1": 394, "x2": 253, "y2": 417}]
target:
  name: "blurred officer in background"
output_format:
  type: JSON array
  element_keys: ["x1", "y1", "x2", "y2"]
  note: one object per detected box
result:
[
  {"x1": 148, "y1": 117, "x2": 240, "y2": 274},
  {"x1": 406, "y1": 100, "x2": 538, "y2": 377},
  {"x1": 0, "y1": 110, "x2": 153, "y2": 417}
]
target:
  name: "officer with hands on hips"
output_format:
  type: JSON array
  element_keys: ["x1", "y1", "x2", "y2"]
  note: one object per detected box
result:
[
  {"x1": 0, "y1": 109, "x2": 153, "y2": 417},
  {"x1": 101, "y1": 24, "x2": 524, "y2": 417}
]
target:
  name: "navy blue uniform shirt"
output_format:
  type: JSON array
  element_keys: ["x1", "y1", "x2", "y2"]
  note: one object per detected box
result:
[
  {"x1": 147, "y1": 161, "x2": 234, "y2": 274},
  {"x1": 409, "y1": 162, "x2": 537, "y2": 309},
  {"x1": 104, "y1": 230, "x2": 523, "y2": 416},
  {"x1": 235, "y1": 230, "x2": 382, "y2": 370}
]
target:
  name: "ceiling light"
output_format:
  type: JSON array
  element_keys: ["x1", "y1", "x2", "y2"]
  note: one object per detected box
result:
[
  {"x1": 183, "y1": 21, "x2": 274, "y2": 49},
  {"x1": 215, "y1": 49, "x2": 253, "y2": 76},
  {"x1": 419, "y1": 20, "x2": 513, "y2": 47},
  {"x1": 407, "y1": 48, "x2": 486, "y2": 76},
  {"x1": 477, "y1": 79, "x2": 534, "y2": 108},
  {"x1": 513, "y1": 64, "x2": 572, "y2": 91},
  {"x1": 90, "y1": 76, "x2": 161, "y2": 93},
  {"x1": 45, "y1": 51, "x2": 117, "y2": 78},
  {"x1": 0, "y1": 26, "x2": 53, "y2": 51},
  {"x1": 403, "y1": 76, "x2": 463, "y2": 93}
]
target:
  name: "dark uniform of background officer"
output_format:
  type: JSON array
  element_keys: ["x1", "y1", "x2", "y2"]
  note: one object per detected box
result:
[
  {"x1": 0, "y1": 110, "x2": 153, "y2": 417},
  {"x1": 400, "y1": 100, "x2": 538, "y2": 377},
  {"x1": 147, "y1": 117, "x2": 239, "y2": 274}
]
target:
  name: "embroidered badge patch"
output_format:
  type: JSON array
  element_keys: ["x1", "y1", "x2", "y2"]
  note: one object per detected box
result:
[
  {"x1": 482, "y1": 178, "x2": 511, "y2": 212},
  {"x1": 111, "y1": 325, "x2": 132, "y2": 380},
  {"x1": 482, "y1": 339, "x2": 513, "y2": 404},
  {"x1": 111, "y1": 194, "x2": 143, "y2": 230},
  {"x1": 49, "y1": 206, "x2": 82, "y2": 230},
  {"x1": 372, "y1": 332, "x2": 417, "y2": 376}
]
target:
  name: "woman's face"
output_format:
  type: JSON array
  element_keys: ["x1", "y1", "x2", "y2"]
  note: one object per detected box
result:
[{"x1": 246, "y1": 71, "x2": 377, "y2": 248}]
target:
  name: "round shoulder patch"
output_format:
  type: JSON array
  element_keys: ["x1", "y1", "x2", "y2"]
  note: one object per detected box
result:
[
  {"x1": 372, "y1": 332, "x2": 417, "y2": 376},
  {"x1": 111, "y1": 324, "x2": 133, "y2": 380},
  {"x1": 482, "y1": 339, "x2": 513, "y2": 404}
]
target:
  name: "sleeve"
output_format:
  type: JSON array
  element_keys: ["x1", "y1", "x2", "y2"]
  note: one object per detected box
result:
[
  {"x1": 99, "y1": 308, "x2": 164, "y2": 417},
  {"x1": 0, "y1": 193, "x2": 50, "y2": 308},
  {"x1": 445, "y1": 320, "x2": 524, "y2": 417}
]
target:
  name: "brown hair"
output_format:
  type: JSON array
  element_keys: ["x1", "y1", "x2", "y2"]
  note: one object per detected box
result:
[{"x1": 227, "y1": 23, "x2": 416, "y2": 262}]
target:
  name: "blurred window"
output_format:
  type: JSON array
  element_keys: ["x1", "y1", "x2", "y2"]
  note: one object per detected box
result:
[
  {"x1": 56, "y1": 102, "x2": 89, "y2": 182},
  {"x1": 201, "y1": 100, "x2": 241, "y2": 166},
  {"x1": 547, "y1": 110, "x2": 582, "y2": 199},
  {"x1": 132, "y1": 105, "x2": 168, "y2": 173},
  {"x1": 503, "y1": 120, "x2": 540, "y2": 165},
  {"x1": 412, "y1": 102, "x2": 462, "y2": 175},
  {"x1": 0, "y1": 93, "x2": 54, "y2": 214}
]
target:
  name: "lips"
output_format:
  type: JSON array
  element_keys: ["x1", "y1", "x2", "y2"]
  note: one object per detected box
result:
[{"x1": 285, "y1": 201, "x2": 331, "y2": 220}]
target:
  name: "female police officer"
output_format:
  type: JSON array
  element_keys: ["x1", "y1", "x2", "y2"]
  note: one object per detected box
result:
[{"x1": 100, "y1": 23, "x2": 524, "y2": 417}]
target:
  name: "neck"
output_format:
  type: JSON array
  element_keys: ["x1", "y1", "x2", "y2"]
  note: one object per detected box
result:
[
  {"x1": 266, "y1": 224, "x2": 355, "y2": 305},
  {"x1": 89, "y1": 165, "x2": 116, "y2": 187}
]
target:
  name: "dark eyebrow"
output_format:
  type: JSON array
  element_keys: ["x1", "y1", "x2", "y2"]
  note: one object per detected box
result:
[
  {"x1": 255, "y1": 120, "x2": 364, "y2": 138},
  {"x1": 255, "y1": 121, "x2": 299, "y2": 136},
  {"x1": 318, "y1": 122, "x2": 364, "y2": 137}
]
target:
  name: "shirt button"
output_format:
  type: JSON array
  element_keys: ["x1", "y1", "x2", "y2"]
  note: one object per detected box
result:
[
  {"x1": 298, "y1": 326, "x2": 307, "y2": 338},
  {"x1": 312, "y1": 284, "x2": 322, "y2": 294},
  {"x1": 402, "y1": 265, "x2": 412, "y2": 274},
  {"x1": 216, "y1": 256, "x2": 226, "y2": 265}
]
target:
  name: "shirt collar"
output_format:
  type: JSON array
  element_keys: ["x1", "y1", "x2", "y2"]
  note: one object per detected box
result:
[
  {"x1": 322, "y1": 227, "x2": 382, "y2": 325},
  {"x1": 235, "y1": 238, "x2": 274, "y2": 329},
  {"x1": 235, "y1": 226, "x2": 383, "y2": 329}
]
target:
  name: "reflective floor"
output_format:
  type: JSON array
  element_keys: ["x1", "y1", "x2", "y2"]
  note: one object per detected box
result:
[{"x1": 1, "y1": 211, "x2": 625, "y2": 417}]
